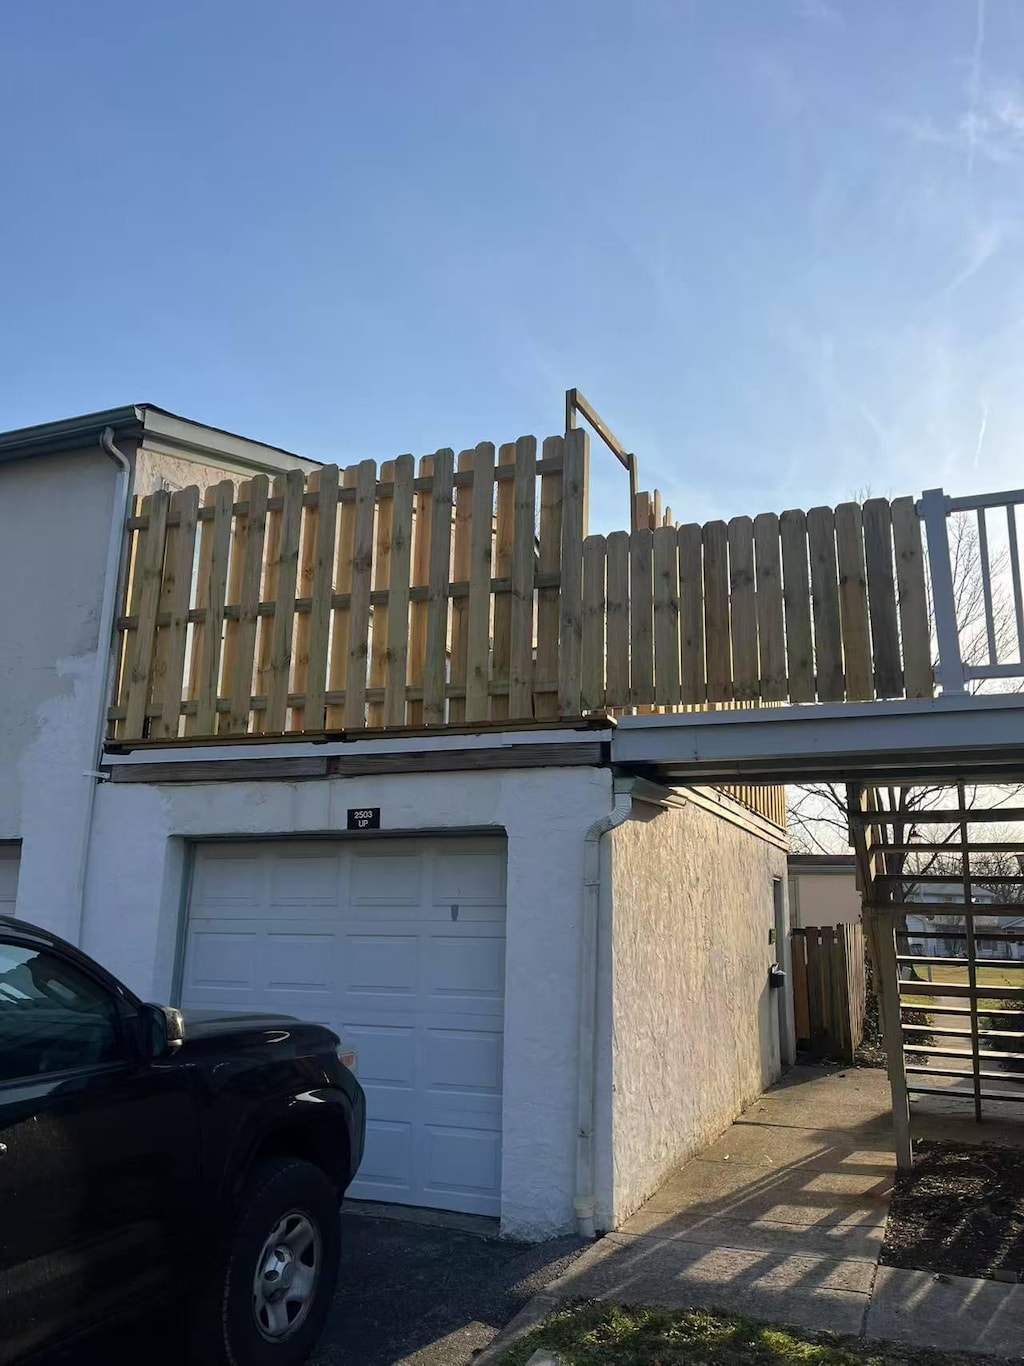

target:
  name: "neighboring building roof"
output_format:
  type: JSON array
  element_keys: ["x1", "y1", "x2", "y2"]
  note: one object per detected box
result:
[
  {"x1": 0, "y1": 404, "x2": 321, "y2": 478},
  {"x1": 788, "y1": 854, "x2": 856, "y2": 873}
]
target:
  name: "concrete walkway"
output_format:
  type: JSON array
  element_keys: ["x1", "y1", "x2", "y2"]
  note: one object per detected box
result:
[{"x1": 481, "y1": 1065, "x2": 1024, "y2": 1362}]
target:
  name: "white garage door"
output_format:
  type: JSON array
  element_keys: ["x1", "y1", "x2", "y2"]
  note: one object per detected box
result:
[
  {"x1": 0, "y1": 847, "x2": 19, "y2": 916},
  {"x1": 182, "y1": 837, "x2": 506, "y2": 1216}
]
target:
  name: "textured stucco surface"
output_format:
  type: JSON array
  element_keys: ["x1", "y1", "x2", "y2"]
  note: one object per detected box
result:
[
  {"x1": 83, "y1": 764, "x2": 615, "y2": 1240},
  {"x1": 607, "y1": 798, "x2": 788, "y2": 1227}
]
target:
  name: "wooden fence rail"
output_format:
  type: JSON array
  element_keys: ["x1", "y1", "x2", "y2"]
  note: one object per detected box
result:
[
  {"x1": 108, "y1": 429, "x2": 933, "y2": 747},
  {"x1": 791, "y1": 923, "x2": 868, "y2": 1062}
]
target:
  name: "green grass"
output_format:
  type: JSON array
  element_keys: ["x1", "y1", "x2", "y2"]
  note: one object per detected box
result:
[
  {"x1": 498, "y1": 1303, "x2": 996, "y2": 1366},
  {"x1": 911, "y1": 963, "x2": 1022, "y2": 990}
]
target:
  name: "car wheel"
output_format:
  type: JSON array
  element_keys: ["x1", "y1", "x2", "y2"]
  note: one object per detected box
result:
[{"x1": 193, "y1": 1157, "x2": 341, "y2": 1366}]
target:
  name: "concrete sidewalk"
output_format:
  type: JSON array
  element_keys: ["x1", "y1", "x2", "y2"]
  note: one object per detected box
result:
[{"x1": 481, "y1": 1065, "x2": 1024, "y2": 1362}]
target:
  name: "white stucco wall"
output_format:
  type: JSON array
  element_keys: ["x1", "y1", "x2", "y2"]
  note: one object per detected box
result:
[
  {"x1": 604, "y1": 797, "x2": 788, "y2": 1227},
  {"x1": 0, "y1": 447, "x2": 134, "y2": 942},
  {"x1": 81, "y1": 764, "x2": 614, "y2": 1241}
]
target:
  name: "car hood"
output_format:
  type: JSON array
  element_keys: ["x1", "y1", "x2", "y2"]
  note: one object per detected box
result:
[{"x1": 177, "y1": 1008, "x2": 338, "y2": 1050}]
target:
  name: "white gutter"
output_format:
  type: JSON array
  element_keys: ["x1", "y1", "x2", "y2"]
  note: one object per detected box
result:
[
  {"x1": 72, "y1": 427, "x2": 132, "y2": 945},
  {"x1": 574, "y1": 781, "x2": 635, "y2": 1239}
]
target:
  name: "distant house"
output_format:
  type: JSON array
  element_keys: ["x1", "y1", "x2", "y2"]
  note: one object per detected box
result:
[{"x1": 788, "y1": 856, "x2": 1024, "y2": 962}]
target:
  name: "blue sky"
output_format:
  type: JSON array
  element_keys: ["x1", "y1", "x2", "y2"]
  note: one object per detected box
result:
[{"x1": 1, "y1": 0, "x2": 1021, "y2": 532}]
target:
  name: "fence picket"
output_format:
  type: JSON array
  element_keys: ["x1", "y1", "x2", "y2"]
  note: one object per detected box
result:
[
  {"x1": 254, "y1": 475, "x2": 285, "y2": 734},
  {"x1": 227, "y1": 475, "x2": 269, "y2": 734},
  {"x1": 490, "y1": 444, "x2": 515, "y2": 721},
  {"x1": 345, "y1": 460, "x2": 378, "y2": 729},
  {"x1": 466, "y1": 443, "x2": 496, "y2": 723},
  {"x1": 582, "y1": 534, "x2": 606, "y2": 711},
  {"x1": 124, "y1": 489, "x2": 170, "y2": 739},
  {"x1": 630, "y1": 528, "x2": 654, "y2": 707},
  {"x1": 265, "y1": 468, "x2": 305, "y2": 733},
  {"x1": 368, "y1": 460, "x2": 396, "y2": 728},
  {"x1": 155, "y1": 486, "x2": 199, "y2": 740},
  {"x1": 780, "y1": 509, "x2": 814, "y2": 703},
  {"x1": 835, "y1": 502, "x2": 873, "y2": 701},
  {"x1": 728, "y1": 516, "x2": 758, "y2": 702},
  {"x1": 509, "y1": 437, "x2": 537, "y2": 718},
  {"x1": 291, "y1": 469, "x2": 322, "y2": 731},
  {"x1": 448, "y1": 449, "x2": 475, "y2": 725},
  {"x1": 863, "y1": 498, "x2": 902, "y2": 698},
  {"x1": 678, "y1": 523, "x2": 705, "y2": 704},
  {"x1": 807, "y1": 506, "x2": 844, "y2": 702},
  {"x1": 406, "y1": 455, "x2": 434, "y2": 727},
  {"x1": 703, "y1": 521, "x2": 731, "y2": 702},
  {"x1": 754, "y1": 512, "x2": 786, "y2": 702},
  {"x1": 423, "y1": 449, "x2": 455, "y2": 725},
  {"x1": 326, "y1": 465, "x2": 360, "y2": 729},
  {"x1": 535, "y1": 436, "x2": 563, "y2": 719},
  {"x1": 384, "y1": 454, "x2": 415, "y2": 728},
  {"x1": 558, "y1": 428, "x2": 586, "y2": 717},
  {"x1": 653, "y1": 525, "x2": 680, "y2": 706},
  {"x1": 184, "y1": 487, "x2": 217, "y2": 737},
  {"x1": 305, "y1": 465, "x2": 340, "y2": 731},
  {"x1": 605, "y1": 531, "x2": 630, "y2": 710},
  {"x1": 891, "y1": 496, "x2": 933, "y2": 699},
  {"x1": 194, "y1": 481, "x2": 234, "y2": 735}
]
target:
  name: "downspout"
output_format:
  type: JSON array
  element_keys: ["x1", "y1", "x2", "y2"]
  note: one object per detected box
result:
[
  {"x1": 71, "y1": 427, "x2": 133, "y2": 945},
  {"x1": 574, "y1": 781, "x2": 634, "y2": 1239}
]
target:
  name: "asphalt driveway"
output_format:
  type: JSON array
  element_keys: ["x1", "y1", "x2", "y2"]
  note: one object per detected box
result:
[{"x1": 46, "y1": 1208, "x2": 585, "y2": 1366}]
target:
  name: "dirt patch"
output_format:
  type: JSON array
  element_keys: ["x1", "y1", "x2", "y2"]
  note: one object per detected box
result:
[{"x1": 881, "y1": 1141, "x2": 1024, "y2": 1281}]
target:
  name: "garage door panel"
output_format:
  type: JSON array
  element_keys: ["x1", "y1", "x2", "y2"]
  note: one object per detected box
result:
[
  {"x1": 427, "y1": 936, "x2": 505, "y2": 999},
  {"x1": 425, "y1": 1030, "x2": 502, "y2": 1095},
  {"x1": 264, "y1": 934, "x2": 336, "y2": 990},
  {"x1": 342, "y1": 1023, "x2": 416, "y2": 1088},
  {"x1": 432, "y1": 848, "x2": 506, "y2": 904},
  {"x1": 186, "y1": 928, "x2": 258, "y2": 990},
  {"x1": 269, "y1": 851, "x2": 339, "y2": 904},
  {"x1": 344, "y1": 934, "x2": 418, "y2": 994},
  {"x1": 423, "y1": 1124, "x2": 501, "y2": 1199},
  {"x1": 185, "y1": 837, "x2": 506, "y2": 1217},
  {"x1": 349, "y1": 851, "x2": 423, "y2": 904},
  {"x1": 358, "y1": 1120, "x2": 414, "y2": 1194}
]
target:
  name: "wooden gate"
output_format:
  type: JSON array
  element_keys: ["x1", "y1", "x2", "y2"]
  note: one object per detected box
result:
[{"x1": 791, "y1": 922, "x2": 867, "y2": 1063}]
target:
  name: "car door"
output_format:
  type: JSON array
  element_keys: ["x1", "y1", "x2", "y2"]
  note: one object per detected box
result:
[{"x1": 0, "y1": 932, "x2": 199, "y2": 1364}]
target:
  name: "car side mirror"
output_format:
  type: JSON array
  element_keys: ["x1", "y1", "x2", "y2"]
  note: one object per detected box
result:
[{"x1": 143, "y1": 1003, "x2": 186, "y2": 1058}]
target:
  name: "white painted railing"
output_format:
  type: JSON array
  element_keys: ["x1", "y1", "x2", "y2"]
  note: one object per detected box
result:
[{"x1": 919, "y1": 486, "x2": 1024, "y2": 694}]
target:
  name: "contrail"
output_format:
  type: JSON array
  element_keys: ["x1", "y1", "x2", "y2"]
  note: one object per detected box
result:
[
  {"x1": 973, "y1": 400, "x2": 989, "y2": 469},
  {"x1": 966, "y1": 0, "x2": 986, "y2": 181}
]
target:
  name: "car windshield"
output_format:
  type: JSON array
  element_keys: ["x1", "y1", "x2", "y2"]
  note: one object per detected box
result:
[{"x1": 0, "y1": 941, "x2": 124, "y2": 1080}]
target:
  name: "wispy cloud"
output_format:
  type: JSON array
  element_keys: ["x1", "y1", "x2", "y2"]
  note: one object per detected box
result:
[
  {"x1": 793, "y1": 0, "x2": 844, "y2": 27},
  {"x1": 965, "y1": 0, "x2": 986, "y2": 180}
]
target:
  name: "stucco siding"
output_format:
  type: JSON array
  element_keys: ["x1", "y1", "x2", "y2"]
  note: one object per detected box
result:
[
  {"x1": 607, "y1": 797, "x2": 787, "y2": 1227},
  {"x1": 82, "y1": 764, "x2": 614, "y2": 1240}
]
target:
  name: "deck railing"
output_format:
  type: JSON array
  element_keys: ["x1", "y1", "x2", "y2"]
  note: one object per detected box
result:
[
  {"x1": 109, "y1": 430, "x2": 942, "y2": 748},
  {"x1": 919, "y1": 486, "x2": 1024, "y2": 694}
]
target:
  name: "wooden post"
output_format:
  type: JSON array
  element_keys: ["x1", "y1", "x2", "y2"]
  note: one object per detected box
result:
[{"x1": 558, "y1": 428, "x2": 586, "y2": 717}]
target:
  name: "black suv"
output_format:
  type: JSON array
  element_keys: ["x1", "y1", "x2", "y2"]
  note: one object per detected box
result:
[{"x1": 0, "y1": 916, "x2": 365, "y2": 1365}]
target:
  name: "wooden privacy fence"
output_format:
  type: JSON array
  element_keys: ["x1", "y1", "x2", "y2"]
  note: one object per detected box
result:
[
  {"x1": 791, "y1": 923, "x2": 868, "y2": 1063},
  {"x1": 108, "y1": 430, "x2": 934, "y2": 743},
  {"x1": 580, "y1": 494, "x2": 933, "y2": 711},
  {"x1": 111, "y1": 433, "x2": 586, "y2": 740}
]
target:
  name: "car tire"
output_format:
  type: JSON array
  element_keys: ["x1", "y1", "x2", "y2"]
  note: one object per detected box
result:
[{"x1": 191, "y1": 1157, "x2": 341, "y2": 1366}]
